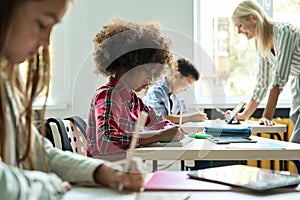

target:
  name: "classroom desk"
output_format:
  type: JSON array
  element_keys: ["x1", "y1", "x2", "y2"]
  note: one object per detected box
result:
[
  {"x1": 132, "y1": 136, "x2": 300, "y2": 171},
  {"x1": 62, "y1": 185, "x2": 300, "y2": 200},
  {"x1": 181, "y1": 120, "x2": 289, "y2": 170}
]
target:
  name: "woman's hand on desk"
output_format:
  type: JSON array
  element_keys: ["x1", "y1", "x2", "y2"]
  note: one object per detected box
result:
[
  {"x1": 93, "y1": 157, "x2": 146, "y2": 191},
  {"x1": 258, "y1": 117, "x2": 276, "y2": 126}
]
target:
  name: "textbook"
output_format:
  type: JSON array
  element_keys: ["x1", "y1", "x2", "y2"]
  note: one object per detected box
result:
[{"x1": 144, "y1": 171, "x2": 232, "y2": 191}]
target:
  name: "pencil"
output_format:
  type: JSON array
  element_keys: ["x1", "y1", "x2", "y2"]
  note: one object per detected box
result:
[
  {"x1": 118, "y1": 111, "x2": 148, "y2": 192},
  {"x1": 216, "y1": 108, "x2": 225, "y2": 115},
  {"x1": 179, "y1": 100, "x2": 184, "y2": 128}
]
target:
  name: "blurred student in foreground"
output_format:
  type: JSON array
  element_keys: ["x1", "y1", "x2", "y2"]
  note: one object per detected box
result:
[{"x1": 0, "y1": 1, "x2": 145, "y2": 199}]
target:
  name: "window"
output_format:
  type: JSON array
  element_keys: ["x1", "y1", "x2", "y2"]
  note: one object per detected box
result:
[{"x1": 194, "y1": 0, "x2": 300, "y2": 107}]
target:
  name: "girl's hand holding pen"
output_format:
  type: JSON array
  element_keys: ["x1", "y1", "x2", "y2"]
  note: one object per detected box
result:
[
  {"x1": 158, "y1": 126, "x2": 185, "y2": 142},
  {"x1": 93, "y1": 157, "x2": 146, "y2": 192}
]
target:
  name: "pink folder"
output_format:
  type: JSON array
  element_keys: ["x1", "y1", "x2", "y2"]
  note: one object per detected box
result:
[{"x1": 144, "y1": 171, "x2": 232, "y2": 191}]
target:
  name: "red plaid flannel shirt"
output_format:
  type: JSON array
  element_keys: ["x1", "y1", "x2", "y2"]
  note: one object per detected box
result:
[{"x1": 86, "y1": 76, "x2": 174, "y2": 156}]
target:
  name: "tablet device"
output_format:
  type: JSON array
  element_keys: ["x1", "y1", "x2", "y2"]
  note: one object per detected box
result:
[
  {"x1": 188, "y1": 165, "x2": 300, "y2": 191},
  {"x1": 225, "y1": 102, "x2": 246, "y2": 124}
]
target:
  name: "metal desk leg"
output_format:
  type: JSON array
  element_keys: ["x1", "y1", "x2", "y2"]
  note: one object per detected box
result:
[
  {"x1": 256, "y1": 133, "x2": 261, "y2": 168},
  {"x1": 152, "y1": 160, "x2": 158, "y2": 172},
  {"x1": 181, "y1": 160, "x2": 185, "y2": 171},
  {"x1": 271, "y1": 133, "x2": 284, "y2": 170}
]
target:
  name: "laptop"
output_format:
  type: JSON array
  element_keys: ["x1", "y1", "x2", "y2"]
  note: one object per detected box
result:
[
  {"x1": 225, "y1": 102, "x2": 246, "y2": 124},
  {"x1": 188, "y1": 165, "x2": 300, "y2": 192}
]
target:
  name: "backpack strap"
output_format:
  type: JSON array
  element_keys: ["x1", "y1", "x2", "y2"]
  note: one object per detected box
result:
[
  {"x1": 64, "y1": 116, "x2": 87, "y2": 139},
  {"x1": 46, "y1": 117, "x2": 73, "y2": 152}
]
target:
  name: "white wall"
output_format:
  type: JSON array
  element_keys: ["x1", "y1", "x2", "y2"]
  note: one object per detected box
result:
[{"x1": 46, "y1": 0, "x2": 195, "y2": 118}]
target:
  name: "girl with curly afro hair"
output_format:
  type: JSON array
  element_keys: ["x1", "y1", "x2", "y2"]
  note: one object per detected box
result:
[{"x1": 86, "y1": 18, "x2": 185, "y2": 158}]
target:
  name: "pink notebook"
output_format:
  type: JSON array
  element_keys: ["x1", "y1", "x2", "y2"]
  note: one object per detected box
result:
[{"x1": 144, "y1": 171, "x2": 232, "y2": 191}]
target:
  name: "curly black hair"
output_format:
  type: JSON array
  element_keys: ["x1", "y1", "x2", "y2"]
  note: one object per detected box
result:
[{"x1": 93, "y1": 18, "x2": 175, "y2": 79}]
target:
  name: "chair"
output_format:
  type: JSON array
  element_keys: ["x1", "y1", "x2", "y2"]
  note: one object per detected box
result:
[
  {"x1": 44, "y1": 116, "x2": 87, "y2": 156},
  {"x1": 63, "y1": 116, "x2": 87, "y2": 156}
]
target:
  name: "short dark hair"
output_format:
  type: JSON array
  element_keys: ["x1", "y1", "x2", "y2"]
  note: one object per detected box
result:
[{"x1": 177, "y1": 58, "x2": 199, "y2": 80}]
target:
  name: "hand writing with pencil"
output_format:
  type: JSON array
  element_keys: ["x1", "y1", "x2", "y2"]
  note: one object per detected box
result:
[
  {"x1": 93, "y1": 156, "x2": 146, "y2": 191},
  {"x1": 94, "y1": 111, "x2": 148, "y2": 192},
  {"x1": 184, "y1": 112, "x2": 208, "y2": 122},
  {"x1": 157, "y1": 126, "x2": 186, "y2": 142},
  {"x1": 175, "y1": 103, "x2": 208, "y2": 124}
]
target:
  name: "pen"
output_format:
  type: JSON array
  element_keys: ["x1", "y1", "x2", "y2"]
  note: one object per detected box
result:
[
  {"x1": 118, "y1": 111, "x2": 148, "y2": 192},
  {"x1": 216, "y1": 108, "x2": 225, "y2": 115},
  {"x1": 195, "y1": 107, "x2": 203, "y2": 113},
  {"x1": 179, "y1": 100, "x2": 184, "y2": 129}
]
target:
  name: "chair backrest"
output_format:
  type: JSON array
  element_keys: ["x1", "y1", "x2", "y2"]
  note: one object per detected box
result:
[
  {"x1": 63, "y1": 116, "x2": 87, "y2": 156},
  {"x1": 44, "y1": 116, "x2": 87, "y2": 156}
]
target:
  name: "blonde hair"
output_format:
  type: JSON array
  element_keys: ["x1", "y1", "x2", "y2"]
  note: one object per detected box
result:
[
  {"x1": 1, "y1": 50, "x2": 51, "y2": 169},
  {"x1": 232, "y1": 0, "x2": 274, "y2": 57},
  {"x1": 0, "y1": 0, "x2": 56, "y2": 170}
]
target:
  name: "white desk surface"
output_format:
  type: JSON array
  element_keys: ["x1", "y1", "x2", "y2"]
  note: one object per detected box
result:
[
  {"x1": 132, "y1": 136, "x2": 300, "y2": 161},
  {"x1": 181, "y1": 120, "x2": 287, "y2": 133},
  {"x1": 63, "y1": 185, "x2": 300, "y2": 200}
]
